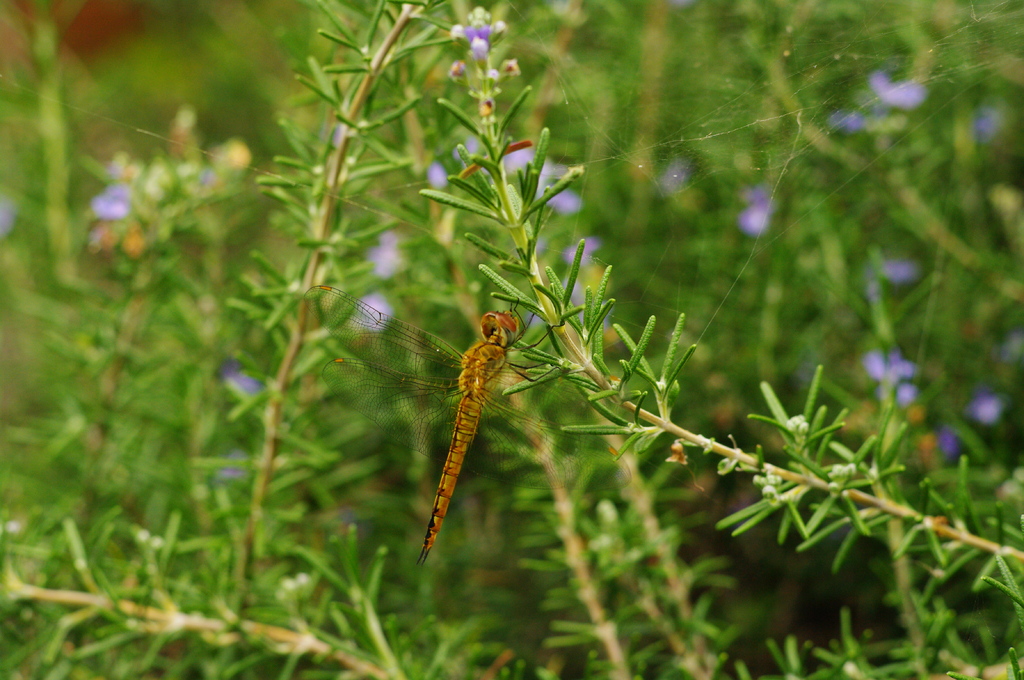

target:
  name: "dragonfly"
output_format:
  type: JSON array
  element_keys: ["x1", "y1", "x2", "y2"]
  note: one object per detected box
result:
[{"x1": 304, "y1": 285, "x2": 625, "y2": 563}]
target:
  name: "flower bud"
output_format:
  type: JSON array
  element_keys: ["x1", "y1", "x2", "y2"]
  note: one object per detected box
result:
[
  {"x1": 448, "y1": 60, "x2": 466, "y2": 79},
  {"x1": 450, "y1": 24, "x2": 465, "y2": 40},
  {"x1": 470, "y1": 36, "x2": 489, "y2": 61}
]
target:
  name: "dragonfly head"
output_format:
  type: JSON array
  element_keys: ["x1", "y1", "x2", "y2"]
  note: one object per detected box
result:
[{"x1": 481, "y1": 310, "x2": 520, "y2": 348}]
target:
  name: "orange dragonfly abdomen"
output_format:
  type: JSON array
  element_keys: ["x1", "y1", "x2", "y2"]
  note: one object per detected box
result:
[{"x1": 419, "y1": 327, "x2": 514, "y2": 563}]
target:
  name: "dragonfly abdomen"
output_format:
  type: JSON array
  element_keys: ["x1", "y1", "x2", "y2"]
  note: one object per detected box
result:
[{"x1": 418, "y1": 393, "x2": 485, "y2": 564}]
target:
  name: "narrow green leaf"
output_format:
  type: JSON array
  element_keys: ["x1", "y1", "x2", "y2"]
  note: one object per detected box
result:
[
  {"x1": 851, "y1": 434, "x2": 878, "y2": 465},
  {"x1": 781, "y1": 447, "x2": 827, "y2": 479},
  {"x1": 559, "y1": 304, "x2": 585, "y2": 324},
  {"x1": 532, "y1": 128, "x2": 550, "y2": 173},
  {"x1": 831, "y1": 525, "x2": 859, "y2": 573},
  {"x1": 716, "y1": 499, "x2": 773, "y2": 530},
  {"x1": 63, "y1": 518, "x2": 98, "y2": 592},
  {"x1": 591, "y1": 316, "x2": 610, "y2": 376},
  {"x1": 840, "y1": 495, "x2": 870, "y2": 535},
  {"x1": 796, "y1": 516, "x2": 849, "y2": 552},
  {"x1": 316, "y1": 0, "x2": 358, "y2": 44},
  {"x1": 499, "y1": 86, "x2": 533, "y2": 135},
  {"x1": 660, "y1": 313, "x2": 687, "y2": 383},
  {"x1": 367, "y1": 96, "x2": 422, "y2": 129},
  {"x1": 585, "y1": 393, "x2": 628, "y2": 426},
  {"x1": 323, "y1": 63, "x2": 369, "y2": 74},
  {"x1": 523, "y1": 167, "x2": 585, "y2": 220},
  {"x1": 563, "y1": 240, "x2": 586, "y2": 307},
  {"x1": 464, "y1": 232, "x2": 510, "y2": 260},
  {"x1": 784, "y1": 502, "x2": 810, "y2": 540},
  {"x1": 731, "y1": 504, "x2": 779, "y2": 537},
  {"x1": 419, "y1": 190, "x2": 499, "y2": 220},
  {"x1": 595, "y1": 265, "x2": 612, "y2": 307},
  {"x1": 158, "y1": 511, "x2": 181, "y2": 572},
  {"x1": 502, "y1": 369, "x2": 562, "y2": 395},
  {"x1": 544, "y1": 266, "x2": 566, "y2": 303},
  {"x1": 478, "y1": 264, "x2": 533, "y2": 305},
  {"x1": 955, "y1": 455, "x2": 982, "y2": 535},
  {"x1": 663, "y1": 344, "x2": 696, "y2": 387},
  {"x1": 490, "y1": 292, "x2": 543, "y2": 317},
  {"x1": 448, "y1": 176, "x2": 499, "y2": 209},
  {"x1": 981, "y1": 575, "x2": 1024, "y2": 610},
  {"x1": 562, "y1": 424, "x2": 632, "y2": 436},
  {"x1": 804, "y1": 496, "x2": 836, "y2": 534},
  {"x1": 802, "y1": 365, "x2": 823, "y2": 421},
  {"x1": 506, "y1": 183, "x2": 523, "y2": 218},
  {"x1": 760, "y1": 382, "x2": 789, "y2": 424},
  {"x1": 892, "y1": 525, "x2": 923, "y2": 559},
  {"x1": 363, "y1": 0, "x2": 387, "y2": 46},
  {"x1": 437, "y1": 98, "x2": 481, "y2": 136},
  {"x1": 626, "y1": 315, "x2": 657, "y2": 375},
  {"x1": 877, "y1": 422, "x2": 907, "y2": 468},
  {"x1": 531, "y1": 281, "x2": 561, "y2": 309},
  {"x1": 806, "y1": 421, "x2": 845, "y2": 445},
  {"x1": 499, "y1": 261, "x2": 534, "y2": 277},
  {"x1": 318, "y1": 29, "x2": 362, "y2": 52},
  {"x1": 296, "y1": 73, "x2": 339, "y2": 106},
  {"x1": 923, "y1": 520, "x2": 949, "y2": 567}
]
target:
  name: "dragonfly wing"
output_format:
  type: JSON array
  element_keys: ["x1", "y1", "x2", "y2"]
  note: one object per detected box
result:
[
  {"x1": 306, "y1": 286, "x2": 463, "y2": 375},
  {"x1": 468, "y1": 374, "x2": 630, "y2": 491},
  {"x1": 322, "y1": 358, "x2": 460, "y2": 458}
]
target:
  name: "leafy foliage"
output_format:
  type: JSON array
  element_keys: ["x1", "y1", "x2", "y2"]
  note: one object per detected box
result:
[{"x1": 1, "y1": 0, "x2": 1023, "y2": 678}]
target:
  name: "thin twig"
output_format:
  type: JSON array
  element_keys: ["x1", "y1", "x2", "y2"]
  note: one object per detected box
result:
[{"x1": 5, "y1": 581, "x2": 388, "y2": 679}]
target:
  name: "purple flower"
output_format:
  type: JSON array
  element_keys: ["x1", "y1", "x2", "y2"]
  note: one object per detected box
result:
[
  {"x1": 216, "y1": 449, "x2": 249, "y2": 484},
  {"x1": 463, "y1": 25, "x2": 492, "y2": 44},
  {"x1": 936, "y1": 426, "x2": 962, "y2": 462},
  {"x1": 869, "y1": 71, "x2": 927, "y2": 110},
  {"x1": 360, "y1": 292, "x2": 393, "y2": 320},
  {"x1": 220, "y1": 359, "x2": 263, "y2": 395},
  {"x1": 548, "y1": 190, "x2": 582, "y2": 215},
  {"x1": 0, "y1": 197, "x2": 16, "y2": 238},
  {"x1": 881, "y1": 259, "x2": 920, "y2": 285},
  {"x1": 866, "y1": 259, "x2": 920, "y2": 302},
  {"x1": 658, "y1": 159, "x2": 691, "y2": 195},
  {"x1": 828, "y1": 110, "x2": 866, "y2": 134},
  {"x1": 563, "y1": 237, "x2": 602, "y2": 264},
  {"x1": 470, "y1": 37, "x2": 489, "y2": 61},
  {"x1": 863, "y1": 348, "x2": 917, "y2": 406},
  {"x1": 737, "y1": 185, "x2": 774, "y2": 237},
  {"x1": 91, "y1": 184, "x2": 131, "y2": 221},
  {"x1": 668, "y1": 0, "x2": 697, "y2": 6},
  {"x1": 973, "y1": 106, "x2": 1002, "y2": 144},
  {"x1": 965, "y1": 386, "x2": 1007, "y2": 426},
  {"x1": 998, "y1": 328, "x2": 1024, "y2": 365},
  {"x1": 427, "y1": 161, "x2": 449, "y2": 189},
  {"x1": 367, "y1": 231, "x2": 401, "y2": 279}
]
